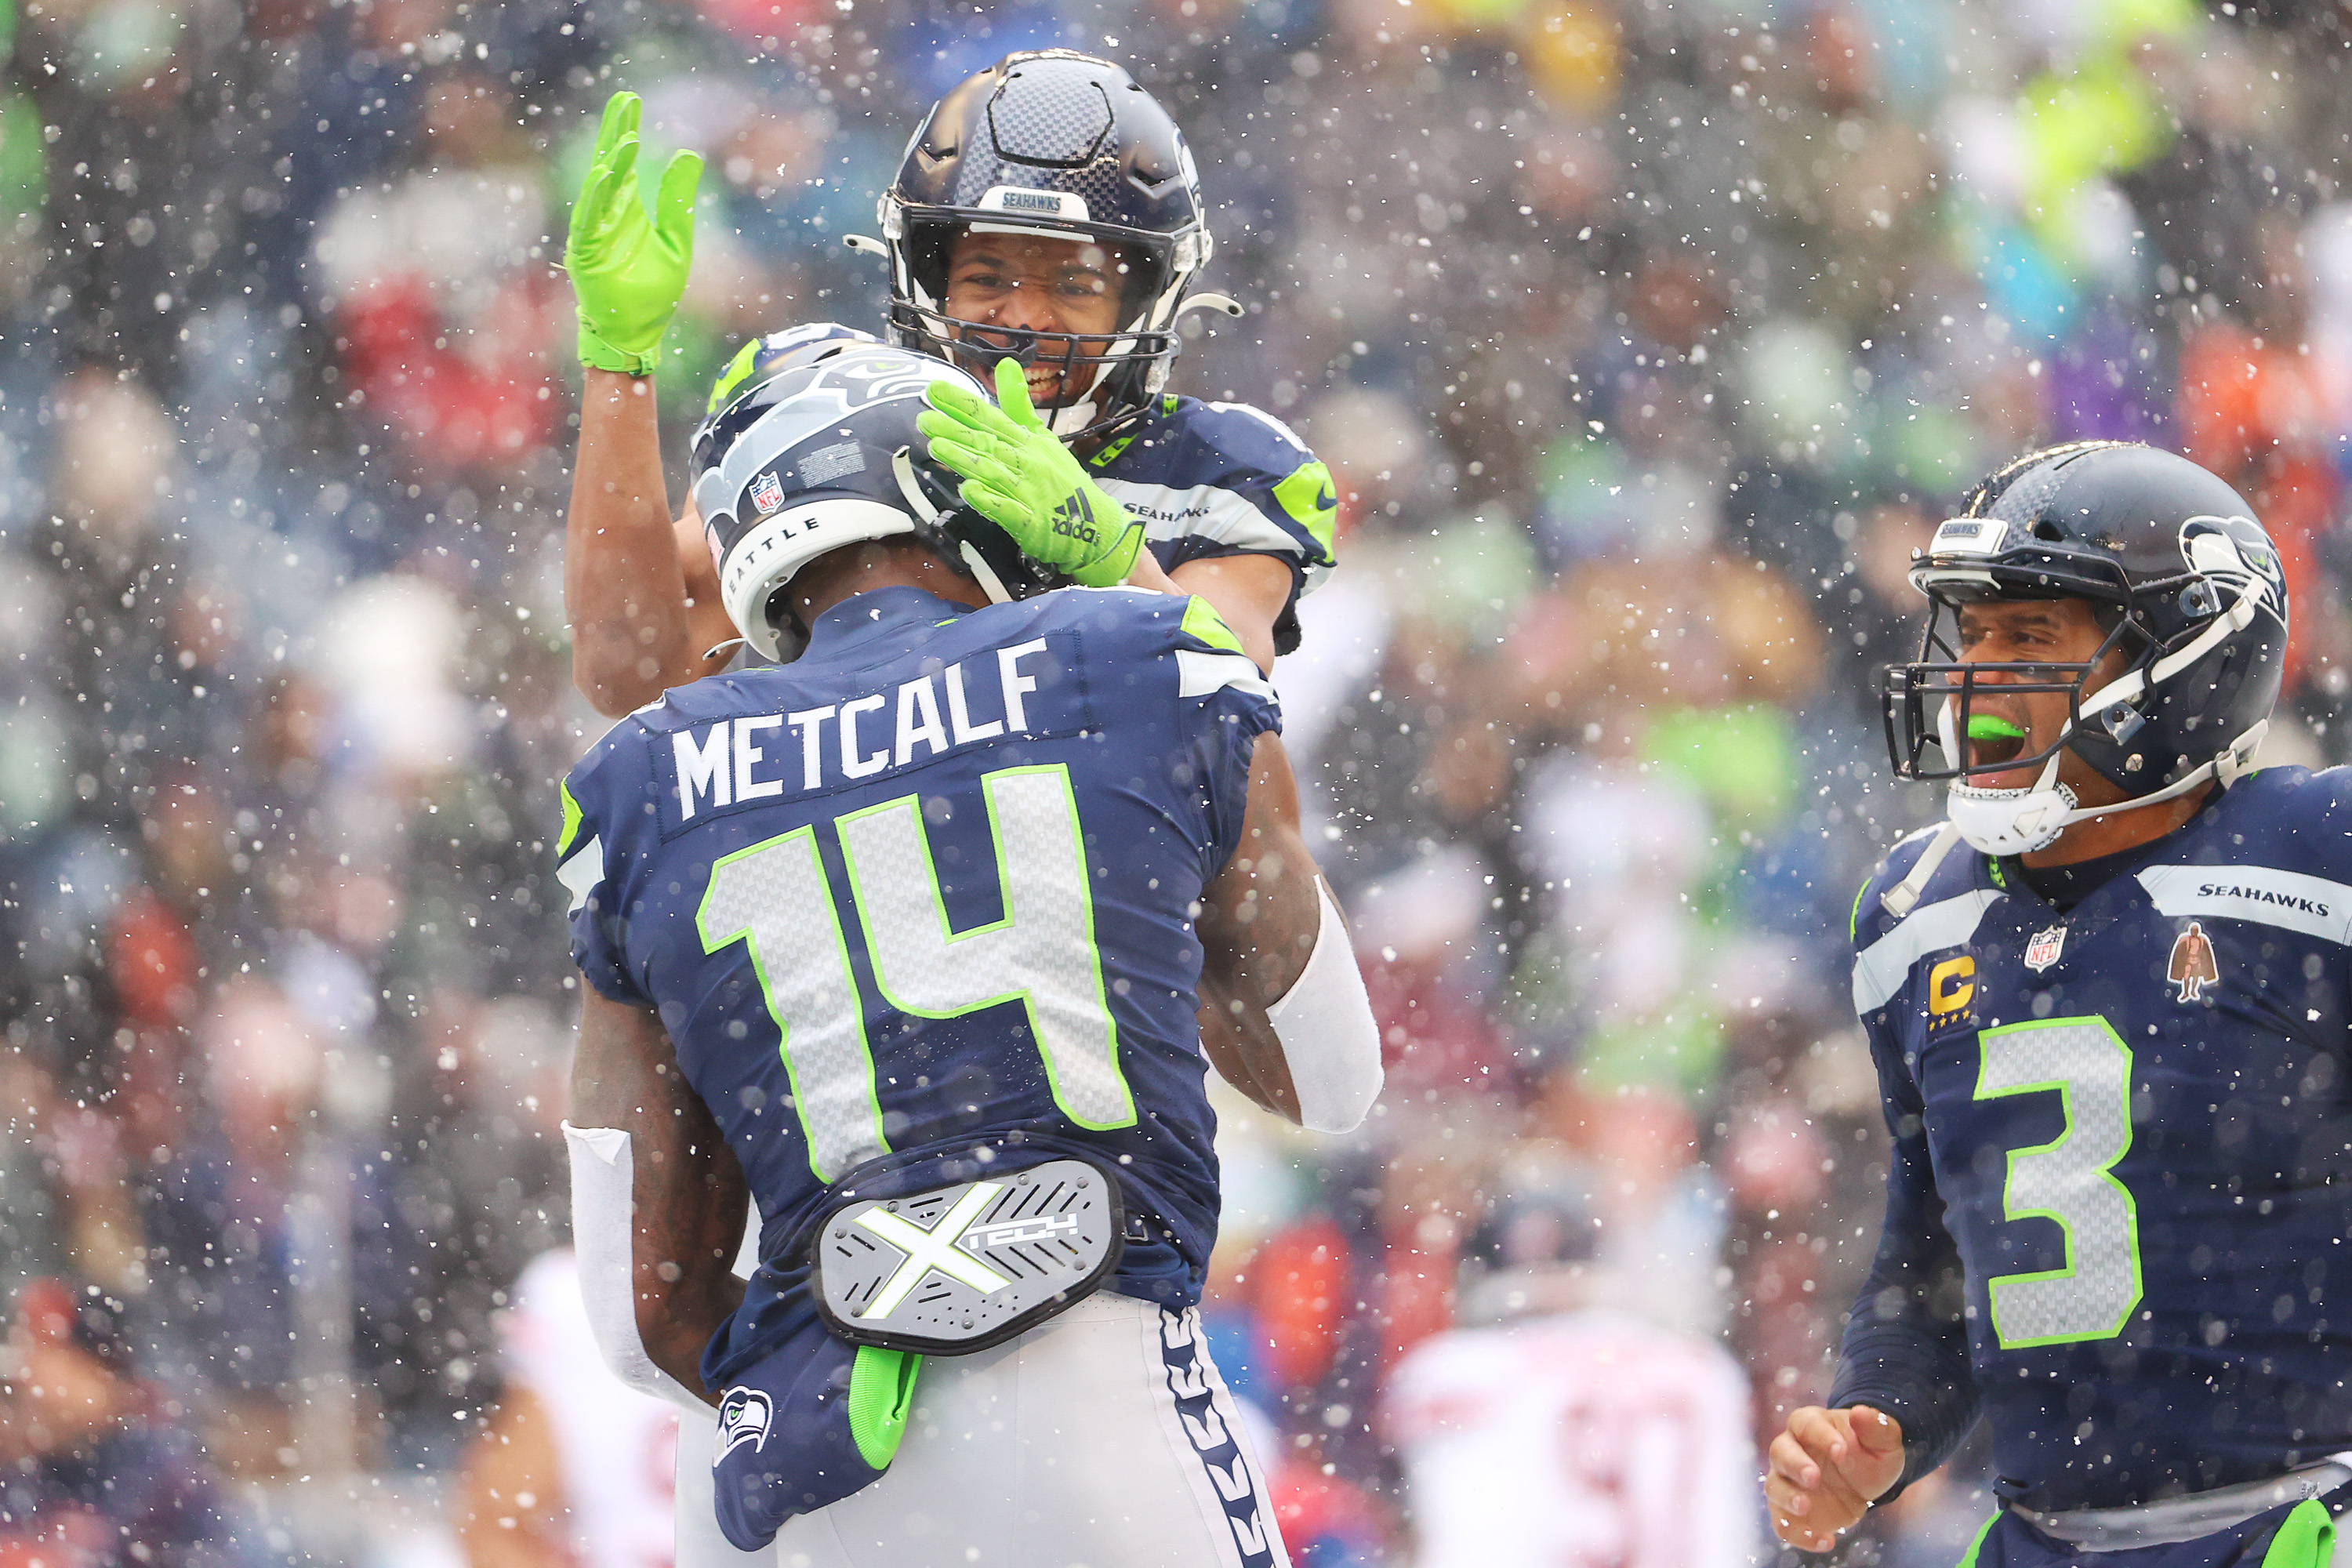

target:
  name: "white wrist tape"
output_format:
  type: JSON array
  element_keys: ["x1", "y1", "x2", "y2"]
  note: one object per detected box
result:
[
  {"x1": 1265, "y1": 880, "x2": 1384, "y2": 1134},
  {"x1": 563, "y1": 1121, "x2": 710, "y2": 1414}
]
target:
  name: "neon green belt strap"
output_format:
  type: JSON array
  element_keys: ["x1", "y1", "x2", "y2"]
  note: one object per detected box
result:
[
  {"x1": 2264, "y1": 1499, "x2": 2336, "y2": 1568},
  {"x1": 1950, "y1": 1499, "x2": 2336, "y2": 1568},
  {"x1": 846, "y1": 1345, "x2": 922, "y2": 1470}
]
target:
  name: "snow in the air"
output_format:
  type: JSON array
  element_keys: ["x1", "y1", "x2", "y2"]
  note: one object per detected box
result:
[{"x1": 0, "y1": 0, "x2": 2341, "y2": 1563}]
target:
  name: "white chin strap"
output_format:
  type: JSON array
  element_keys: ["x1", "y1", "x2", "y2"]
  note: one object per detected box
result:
[
  {"x1": 1879, "y1": 575, "x2": 2273, "y2": 918},
  {"x1": 1882, "y1": 720, "x2": 2267, "y2": 917},
  {"x1": 1947, "y1": 761, "x2": 2080, "y2": 857},
  {"x1": 892, "y1": 446, "x2": 1013, "y2": 604},
  {"x1": 1047, "y1": 389, "x2": 1108, "y2": 439}
]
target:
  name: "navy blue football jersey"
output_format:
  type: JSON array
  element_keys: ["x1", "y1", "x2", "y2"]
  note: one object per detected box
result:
[
  {"x1": 1832, "y1": 768, "x2": 2352, "y2": 1512},
  {"x1": 557, "y1": 585, "x2": 1279, "y2": 1377},
  {"x1": 1091, "y1": 394, "x2": 1338, "y2": 655}
]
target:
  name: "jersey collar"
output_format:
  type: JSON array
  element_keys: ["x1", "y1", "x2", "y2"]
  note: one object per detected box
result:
[{"x1": 803, "y1": 586, "x2": 973, "y2": 662}]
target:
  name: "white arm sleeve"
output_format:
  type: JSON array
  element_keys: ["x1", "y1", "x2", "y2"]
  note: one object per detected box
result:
[
  {"x1": 562, "y1": 1120, "x2": 711, "y2": 1414},
  {"x1": 1265, "y1": 880, "x2": 1384, "y2": 1134}
]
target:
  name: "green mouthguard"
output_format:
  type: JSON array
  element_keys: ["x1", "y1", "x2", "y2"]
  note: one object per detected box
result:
[{"x1": 1966, "y1": 714, "x2": 2027, "y2": 742}]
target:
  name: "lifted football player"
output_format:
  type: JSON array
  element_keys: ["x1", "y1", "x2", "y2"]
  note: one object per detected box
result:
[
  {"x1": 557, "y1": 347, "x2": 1381, "y2": 1566},
  {"x1": 561, "y1": 53, "x2": 1338, "y2": 715},
  {"x1": 1769, "y1": 441, "x2": 2352, "y2": 1568}
]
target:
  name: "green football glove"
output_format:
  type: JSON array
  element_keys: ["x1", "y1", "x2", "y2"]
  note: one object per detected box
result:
[
  {"x1": 917, "y1": 358, "x2": 1146, "y2": 588},
  {"x1": 563, "y1": 92, "x2": 702, "y2": 376}
]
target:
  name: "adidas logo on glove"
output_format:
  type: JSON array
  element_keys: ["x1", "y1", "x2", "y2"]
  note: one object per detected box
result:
[{"x1": 1051, "y1": 492, "x2": 1102, "y2": 547}]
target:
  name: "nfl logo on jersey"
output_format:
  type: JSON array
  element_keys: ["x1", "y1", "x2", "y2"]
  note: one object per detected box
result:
[
  {"x1": 750, "y1": 470, "x2": 786, "y2": 515},
  {"x1": 2024, "y1": 925, "x2": 2066, "y2": 972}
]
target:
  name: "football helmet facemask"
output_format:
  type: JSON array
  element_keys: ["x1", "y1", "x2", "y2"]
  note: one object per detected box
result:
[
  {"x1": 874, "y1": 50, "x2": 1233, "y2": 440},
  {"x1": 1881, "y1": 441, "x2": 2287, "y2": 860}
]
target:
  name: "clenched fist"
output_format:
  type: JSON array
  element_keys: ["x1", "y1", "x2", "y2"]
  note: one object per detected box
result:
[{"x1": 1766, "y1": 1404, "x2": 1905, "y2": 1552}]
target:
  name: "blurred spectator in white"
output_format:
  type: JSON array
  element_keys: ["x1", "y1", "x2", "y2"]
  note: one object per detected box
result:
[
  {"x1": 453, "y1": 1247, "x2": 678, "y2": 1568},
  {"x1": 1382, "y1": 1173, "x2": 1758, "y2": 1568}
]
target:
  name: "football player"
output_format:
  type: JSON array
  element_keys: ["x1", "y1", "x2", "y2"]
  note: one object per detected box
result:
[
  {"x1": 1768, "y1": 441, "x2": 2352, "y2": 1567},
  {"x1": 1384, "y1": 1181, "x2": 1760, "y2": 1568},
  {"x1": 561, "y1": 53, "x2": 1337, "y2": 717},
  {"x1": 556, "y1": 347, "x2": 1382, "y2": 1565}
]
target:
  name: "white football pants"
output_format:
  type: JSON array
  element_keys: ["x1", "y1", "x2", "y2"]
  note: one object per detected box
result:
[{"x1": 676, "y1": 1293, "x2": 1288, "y2": 1568}]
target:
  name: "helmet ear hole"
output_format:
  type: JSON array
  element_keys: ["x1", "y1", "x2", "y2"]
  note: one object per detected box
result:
[{"x1": 2033, "y1": 518, "x2": 2067, "y2": 542}]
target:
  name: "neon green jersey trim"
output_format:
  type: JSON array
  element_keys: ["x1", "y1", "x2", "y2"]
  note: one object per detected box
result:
[
  {"x1": 557, "y1": 779, "x2": 586, "y2": 858},
  {"x1": 1952, "y1": 1513, "x2": 1998, "y2": 1568},
  {"x1": 1272, "y1": 459, "x2": 1339, "y2": 558},
  {"x1": 1181, "y1": 596, "x2": 1246, "y2": 656}
]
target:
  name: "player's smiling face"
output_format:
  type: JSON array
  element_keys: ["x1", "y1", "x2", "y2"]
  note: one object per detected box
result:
[
  {"x1": 1952, "y1": 597, "x2": 2128, "y2": 795},
  {"x1": 942, "y1": 231, "x2": 1131, "y2": 407}
]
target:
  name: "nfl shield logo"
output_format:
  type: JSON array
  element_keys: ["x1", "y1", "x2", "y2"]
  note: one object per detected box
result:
[
  {"x1": 2024, "y1": 925, "x2": 2066, "y2": 972},
  {"x1": 750, "y1": 470, "x2": 786, "y2": 515}
]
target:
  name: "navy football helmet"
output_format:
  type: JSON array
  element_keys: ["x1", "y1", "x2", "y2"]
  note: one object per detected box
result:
[
  {"x1": 702, "y1": 323, "x2": 881, "y2": 421},
  {"x1": 1882, "y1": 441, "x2": 2287, "y2": 857},
  {"x1": 877, "y1": 50, "x2": 1223, "y2": 437},
  {"x1": 690, "y1": 345, "x2": 1068, "y2": 659}
]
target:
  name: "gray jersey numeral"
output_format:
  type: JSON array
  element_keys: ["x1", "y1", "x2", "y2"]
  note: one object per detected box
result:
[
  {"x1": 1974, "y1": 1016, "x2": 2143, "y2": 1348},
  {"x1": 698, "y1": 764, "x2": 1133, "y2": 1182}
]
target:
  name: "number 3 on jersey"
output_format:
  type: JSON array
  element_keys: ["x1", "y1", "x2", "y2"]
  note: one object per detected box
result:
[
  {"x1": 697, "y1": 763, "x2": 1135, "y2": 1183},
  {"x1": 1974, "y1": 1016, "x2": 2144, "y2": 1348}
]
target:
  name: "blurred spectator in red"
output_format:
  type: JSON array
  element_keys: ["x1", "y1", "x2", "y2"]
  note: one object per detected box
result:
[
  {"x1": 2178, "y1": 212, "x2": 2347, "y2": 698},
  {"x1": 452, "y1": 1248, "x2": 677, "y2": 1568},
  {"x1": 314, "y1": 68, "x2": 562, "y2": 477}
]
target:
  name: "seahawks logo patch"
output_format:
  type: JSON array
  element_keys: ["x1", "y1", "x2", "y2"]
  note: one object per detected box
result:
[
  {"x1": 2180, "y1": 515, "x2": 2286, "y2": 625},
  {"x1": 716, "y1": 1386, "x2": 774, "y2": 1460}
]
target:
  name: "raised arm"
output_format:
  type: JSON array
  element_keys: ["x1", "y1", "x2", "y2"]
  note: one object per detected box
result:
[
  {"x1": 568, "y1": 985, "x2": 748, "y2": 1405},
  {"x1": 1195, "y1": 732, "x2": 1382, "y2": 1132},
  {"x1": 565, "y1": 372, "x2": 735, "y2": 714},
  {"x1": 561, "y1": 91, "x2": 733, "y2": 717}
]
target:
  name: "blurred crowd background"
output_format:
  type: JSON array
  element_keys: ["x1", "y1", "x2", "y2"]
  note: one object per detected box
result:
[{"x1": 6, "y1": 0, "x2": 2352, "y2": 1563}]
